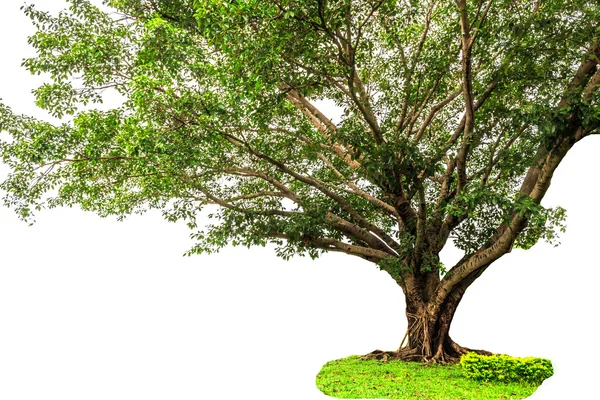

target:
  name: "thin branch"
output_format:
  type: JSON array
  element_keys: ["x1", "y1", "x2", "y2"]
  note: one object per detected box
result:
[
  {"x1": 455, "y1": 0, "x2": 475, "y2": 192},
  {"x1": 316, "y1": 152, "x2": 399, "y2": 218},
  {"x1": 221, "y1": 131, "x2": 403, "y2": 252},
  {"x1": 413, "y1": 89, "x2": 462, "y2": 143},
  {"x1": 397, "y1": 0, "x2": 438, "y2": 132},
  {"x1": 224, "y1": 191, "x2": 287, "y2": 202},
  {"x1": 268, "y1": 232, "x2": 391, "y2": 261}
]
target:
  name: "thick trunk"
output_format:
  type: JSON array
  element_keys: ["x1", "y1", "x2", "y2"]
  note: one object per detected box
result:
[
  {"x1": 398, "y1": 294, "x2": 467, "y2": 363},
  {"x1": 363, "y1": 267, "x2": 491, "y2": 364}
]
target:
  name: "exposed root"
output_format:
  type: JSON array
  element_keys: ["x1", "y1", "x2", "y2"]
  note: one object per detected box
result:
[
  {"x1": 447, "y1": 337, "x2": 493, "y2": 356},
  {"x1": 361, "y1": 341, "x2": 493, "y2": 365},
  {"x1": 361, "y1": 349, "x2": 423, "y2": 363},
  {"x1": 361, "y1": 349, "x2": 457, "y2": 364}
]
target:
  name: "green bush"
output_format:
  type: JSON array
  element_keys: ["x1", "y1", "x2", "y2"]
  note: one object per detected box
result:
[{"x1": 460, "y1": 353, "x2": 553, "y2": 384}]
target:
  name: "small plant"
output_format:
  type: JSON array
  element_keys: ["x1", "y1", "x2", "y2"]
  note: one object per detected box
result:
[{"x1": 460, "y1": 353, "x2": 553, "y2": 385}]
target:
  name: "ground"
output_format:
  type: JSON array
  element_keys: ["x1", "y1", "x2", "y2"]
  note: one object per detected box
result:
[{"x1": 316, "y1": 355, "x2": 544, "y2": 400}]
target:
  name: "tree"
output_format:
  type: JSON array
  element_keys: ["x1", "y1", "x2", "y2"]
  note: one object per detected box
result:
[{"x1": 1, "y1": 0, "x2": 599, "y2": 364}]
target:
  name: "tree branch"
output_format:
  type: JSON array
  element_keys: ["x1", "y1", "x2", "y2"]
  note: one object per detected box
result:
[
  {"x1": 431, "y1": 45, "x2": 600, "y2": 310},
  {"x1": 455, "y1": 0, "x2": 475, "y2": 192},
  {"x1": 220, "y1": 132, "x2": 403, "y2": 252},
  {"x1": 267, "y1": 232, "x2": 392, "y2": 261}
]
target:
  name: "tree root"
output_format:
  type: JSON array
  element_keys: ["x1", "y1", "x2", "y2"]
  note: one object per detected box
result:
[
  {"x1": 447, "y1": 337, "x2": 493, "y2": 357},
  {"x1": 361, "y1": 340, "x2": 492, "y2": 365},
  {"x1": 360, "y1": 349, "x2": 423, "y2": 363}
]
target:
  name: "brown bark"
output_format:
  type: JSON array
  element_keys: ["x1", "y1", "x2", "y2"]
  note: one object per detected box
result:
[
  {"x1": 362, "y1": 294, "x2": 490, "y2": 364},
  {"x1": 363, "y1": 262, "x2": 491, "y2": 364}
]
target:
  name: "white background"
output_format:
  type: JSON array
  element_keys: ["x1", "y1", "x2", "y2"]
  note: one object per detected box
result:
[{"x1": 1, "y1": 1, "x2": 599, "y2": 399}]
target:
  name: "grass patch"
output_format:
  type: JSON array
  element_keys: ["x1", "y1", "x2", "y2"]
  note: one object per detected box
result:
[{"x1": 316, "y1": 355, "x2": 542, "y2": 399}]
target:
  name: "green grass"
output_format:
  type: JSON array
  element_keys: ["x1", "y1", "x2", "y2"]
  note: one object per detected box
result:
[{"x1": 316, "y1": 356, "x2": 542, "y2": 399}]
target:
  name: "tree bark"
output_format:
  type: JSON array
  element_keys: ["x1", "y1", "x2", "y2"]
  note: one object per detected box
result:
[{"x1": 363, "y1": 263, "x2": 492, "y2": 364}]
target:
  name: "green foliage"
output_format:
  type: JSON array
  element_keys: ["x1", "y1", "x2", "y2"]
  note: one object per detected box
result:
[
  {"x1": 0, "y1": 0, "x2": 598, "y2": 264},
  {"x1": 460, "y1": 353, "x2": 554, "y2": 385},
  {"x1": 316, "y1": 355, "x2": 540, "y2": 399},
  {"x1": 514, "y1": 203, "x2": 567, "y2": 250},
  {"x1": 447, "y1": 184, "x2": 568, "y2": 254}
]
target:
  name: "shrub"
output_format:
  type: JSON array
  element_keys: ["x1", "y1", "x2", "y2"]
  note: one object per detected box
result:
[{"x1": 460, "y1": 353, "x2": 553, "y2": 384}]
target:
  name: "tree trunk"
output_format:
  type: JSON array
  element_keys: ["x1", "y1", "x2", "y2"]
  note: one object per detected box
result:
[{"x1": 362, "y1": 268, "x2": 492, "y2": 364}]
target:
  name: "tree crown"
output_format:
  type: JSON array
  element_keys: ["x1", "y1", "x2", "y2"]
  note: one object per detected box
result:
[{"x1": 1, "y1": 0, "x2": 599, "y2": 281}]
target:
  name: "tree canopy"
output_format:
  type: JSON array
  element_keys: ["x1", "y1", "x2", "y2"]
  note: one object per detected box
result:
[{"x1": 1, "y1": 0, "x2": 599, "y2": 298}]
